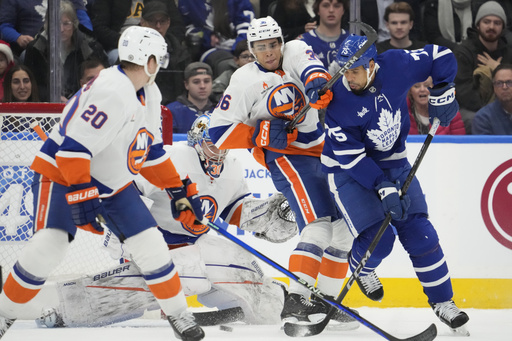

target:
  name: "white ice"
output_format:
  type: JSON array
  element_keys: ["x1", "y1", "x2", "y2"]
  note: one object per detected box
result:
[{"x1": 4, "y1": 307, "x2": 511, "y2": 341}]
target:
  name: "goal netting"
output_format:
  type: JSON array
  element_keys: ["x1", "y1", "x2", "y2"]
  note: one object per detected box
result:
[{"x1": 0, "y1": 103, "x2": 120, "y2": 284}]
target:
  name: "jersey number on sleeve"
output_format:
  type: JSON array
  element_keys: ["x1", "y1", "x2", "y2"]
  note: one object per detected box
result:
[{"x1": 81, "y1": 105, "x2": 108, "y2": 129}]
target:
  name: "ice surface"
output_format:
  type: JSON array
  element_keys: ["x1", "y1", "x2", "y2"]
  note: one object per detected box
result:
[{"x1": 4, "y1": 307, "x2": 511, "y2": 341}]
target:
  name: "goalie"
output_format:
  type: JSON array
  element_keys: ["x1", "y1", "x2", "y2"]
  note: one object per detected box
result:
[{"x1": 37, "y1": 114, "x2": 300, "y2": 328}]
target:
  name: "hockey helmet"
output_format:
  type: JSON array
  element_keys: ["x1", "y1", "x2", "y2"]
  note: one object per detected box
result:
[
  {"x1": 247, "y1": 16, "x2": 284, "y2": 56},
  {"x1": 187, "y1": 114, "x2": 228, "y2": 178},
  {"x1": 336, "y1": 34, "x2": 377, "y2": 70},
  {"x1": 118, "y1": 26, "x2": 169, "y2": 83}
]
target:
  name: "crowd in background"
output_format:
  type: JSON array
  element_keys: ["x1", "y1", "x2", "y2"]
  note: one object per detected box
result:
[{"x1": 0, "y1": 0, "x2": 511, "y2": 135}]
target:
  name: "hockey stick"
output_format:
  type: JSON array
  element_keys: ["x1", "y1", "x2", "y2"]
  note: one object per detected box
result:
[
  {"x1": 286, "y1": 21, "x2": 378, "y2": 132},
  {"x1": 29, "y1": 120, "x2": 48, "y2": 141},
  {"x1": 284, "y1": 118, "x2": 442, "y2": 337},
  {"x1": 203, "y1": 219, "x2": 437, "y2": 341}
]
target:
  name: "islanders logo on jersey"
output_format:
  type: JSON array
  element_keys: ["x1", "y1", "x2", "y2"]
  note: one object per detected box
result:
[
  {"x1": 180, "y1": 195, "x2": 218, "y2": 235},
  {"x1": 127, "y1": 128, "x2": 154, "y2": 174},
  {"x1": 266, "y1": 82, "x2": 306, "y2": 123}
]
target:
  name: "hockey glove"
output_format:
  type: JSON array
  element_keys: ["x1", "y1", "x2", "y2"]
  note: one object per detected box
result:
[
  {"x1": 66, "y1": 183, "x2": 106, "y2": 235},
  {"x1": 375, "y1": 181, "x2": 411, "y2": 221},
  {"x1": 252, "y1": 119, "x2": 298, "y2": 150},
  {"x1": 305, "y1": 71, "x2": 333, "y2": 110},
  {"x1": 428, "y1": 82, "x2": 458, "y2": 127},
  {"x1": 166, "y1": 178, "x2": 204, "y2": 226}
]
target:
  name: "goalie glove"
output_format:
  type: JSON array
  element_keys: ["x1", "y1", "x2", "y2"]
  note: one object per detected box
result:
[{"x1": 239, "y1": 192, "x2": 298, "y2": 243}]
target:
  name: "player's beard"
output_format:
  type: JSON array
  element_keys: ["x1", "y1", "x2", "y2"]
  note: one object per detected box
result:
[{"x1": 479, "y1": 29, "x2": 500, "y2": 43}]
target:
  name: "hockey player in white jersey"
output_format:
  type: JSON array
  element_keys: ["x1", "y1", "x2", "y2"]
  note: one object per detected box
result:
[
  {"x1": 322, "y1": 34, "x2": 470, "y2": 334},
  {"x1": 36, "y1": 114, "x2": 297, "y2": 328},
  {"x1": 209, "y1": 16, "x2": 358, "y2": 329},
  {"x1": 0, "y1": 26, "x2": 206, "y2": 341}
]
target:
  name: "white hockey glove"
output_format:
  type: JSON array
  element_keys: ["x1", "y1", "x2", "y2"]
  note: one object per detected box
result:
[{"x1": 239, "y1": 193, "x2": 298, "y2": 243}]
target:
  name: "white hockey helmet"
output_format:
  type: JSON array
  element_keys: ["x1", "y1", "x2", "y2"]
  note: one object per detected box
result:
[
  {"x1": 247, "y1": 16, "x2": 284, "y2": 56},
  {"x1": 187, "y1": 114, "x2": 228, "y2": 178},
  {"x1": 118, "y1": 26, "x2": 169, "y2": 84}
]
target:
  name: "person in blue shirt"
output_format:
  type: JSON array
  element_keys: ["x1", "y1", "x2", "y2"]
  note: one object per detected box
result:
[
  {"x1": 472, "y1": 63, "x2": 512, "y2": 135},
  {"x1": 166, "y1": 62, "x2": 215, "y2": 134},
  {"x1": 321, "y1": 34, "x2": 470, "y2": 334}
]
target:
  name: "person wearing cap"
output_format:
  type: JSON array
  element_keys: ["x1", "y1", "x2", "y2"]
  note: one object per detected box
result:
[
  {"x1": 165, "y1": 62, "x2": 215, "y2": 134},
  {"x1": 140, "y1": 0, "x2": 191, "y2": 105},
  {"x1": 453, "y1": 0, "x2": 512, "y2": 134},
  {"x1": 0, "y1": 40, "x2": 15, "y2": 101}
]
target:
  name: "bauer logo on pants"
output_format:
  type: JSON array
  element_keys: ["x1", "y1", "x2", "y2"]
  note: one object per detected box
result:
[{"x1": 481, "y1": 159, "x2": 512, "y2": 250}]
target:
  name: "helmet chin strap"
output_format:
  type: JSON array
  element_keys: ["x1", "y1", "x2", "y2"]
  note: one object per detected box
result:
[
  {"x1": 144, "y1": 63, "x2": 160, "y2": 85},
  {"x1": 363, "y1": 63, "x2": 376, "y2": 90}
]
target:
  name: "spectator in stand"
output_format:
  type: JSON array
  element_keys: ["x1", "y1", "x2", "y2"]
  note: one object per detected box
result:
[
  {"x1": 361, "y1": 0, "x2": 423, "y2": 43},
  {"x1": 407, "y1": 77, "x2": 466, "y2": 135},
  {"x1": 91, "y1": 0, "x2": 185, "y2": 65},
  {"x1": 472, "y1": 0, "x2": 512, "y2": 43},
  {"x1": 24, "y1": 0, "x2": 108, "y2": 102},
  {"x1": 423, "y1": 0, "x2": 473, "y2": 51},
  {"x1": 472, "y1": 64, "x2": 512, "y2": 135},
  {"x1": 2, "y1": 65, "x2": 40, "y2": 132},
  {"x1": 453, "y1": 1, "x2": 512, "y2": 134},
  {"x1": 211, "y1": 39, "x2": 254, "y2": 103},
  {"x1": 296, "y1": 0, "x2": 349, "y2": 70},
  {"x1": 140, "y1": 1, "x2": 191, "y2": 105},
  {"x1": 376, "y1": 1, "x2": 426, "y2": 54},
  {"x1": 79, "y1": 59, "x2": 107, "y2": 87},
  {"x1": 178, "y1": 0, "x2": 254, "y2": 78},
  {"x1": 0, "y1": 40, "x2": 16, "y2": 101},
  {"x1": 165, "y1": 62, "x2": 215, "y2": 134},
  {"x1": 0, "y1": 0, "x2": 93, "y2": 57},
  {"x1": 273, "y1": 0, "x2": 316, "y2": 42}
]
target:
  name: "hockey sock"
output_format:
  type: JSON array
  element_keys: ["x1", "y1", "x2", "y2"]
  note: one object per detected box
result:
[
  {"x1": 316, "y1": 246, "x2": 348, "y2": 297},
  {"x1": 0, "y1": 228, "x2": 69, "y2": 317},
  {"x1": 124, "y1": 227, "x2": 187, "y2": 317},
  {"x1": 288, "y1": 217, "x2": 331, "y2": 297}
]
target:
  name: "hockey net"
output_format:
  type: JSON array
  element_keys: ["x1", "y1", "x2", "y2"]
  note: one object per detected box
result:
[{"x1": 0, "y1": 103, "x2": 119, "y2": 284}]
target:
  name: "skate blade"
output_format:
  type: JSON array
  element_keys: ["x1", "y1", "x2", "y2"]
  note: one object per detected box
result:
[{"x1": 451, "y1": 324, "x2": 470, "y2": 337}]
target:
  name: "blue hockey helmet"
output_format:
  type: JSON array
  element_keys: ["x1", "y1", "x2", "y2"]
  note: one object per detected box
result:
[
  {"x1": 187, "y1": 114, "x2": 228, "y2": 178},
  {"x1": 336, "y1": 34, "x2": 377, "y2": 70}
]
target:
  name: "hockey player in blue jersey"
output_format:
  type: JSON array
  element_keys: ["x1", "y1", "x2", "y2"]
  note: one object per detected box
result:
[{"x1": 321, "y1": 34, "x2": 470, "y2": 334}]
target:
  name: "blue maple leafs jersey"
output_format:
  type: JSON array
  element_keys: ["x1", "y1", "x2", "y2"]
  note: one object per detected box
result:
[{"x1": 321, "y1": 45, "x2": 457, "y2": 190}]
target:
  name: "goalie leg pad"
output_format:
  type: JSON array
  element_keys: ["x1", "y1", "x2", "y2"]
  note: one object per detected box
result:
[{"x1": 239, "y1": 193, "x2": 298, "y2": 243}]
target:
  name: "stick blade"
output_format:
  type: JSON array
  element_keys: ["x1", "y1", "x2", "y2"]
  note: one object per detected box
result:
[
  {"x1": 283, "y1": 318, "x2": 330, "y2": 337},
  {"x1": 403, "y1": 323, "x2": 437, "y2": 341}
]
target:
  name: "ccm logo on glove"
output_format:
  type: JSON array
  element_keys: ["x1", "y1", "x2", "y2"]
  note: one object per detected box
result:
[
  {"x1": 258, "y1": 120, "x2": 270, "y2": 146},
  {"x1": 66, "y1": 187, "x2": 99, "y2": 204},
  {"x1": 429, "y1": 87, "x2": 455, "y2": 105}
]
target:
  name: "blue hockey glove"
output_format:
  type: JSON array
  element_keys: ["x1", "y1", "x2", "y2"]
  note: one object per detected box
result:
[
  {"x1": 428, "y1": 82, "x2": 458, "y2": 127},
  {"x1": 304, "y1": 71, "x2": 333, "y2": 109},
  {"x1": 252, "y1": 119, "x2": 298, "y2": 150},
  {"x1": 66, "y1": 183, "x2": 106, "y2": 235},
  {"x1": 375, "y1": 181, "x2": 411, "y2": 221},
  {"x1": 166, "y1": 178, "x2": 204, "y2": 226}
]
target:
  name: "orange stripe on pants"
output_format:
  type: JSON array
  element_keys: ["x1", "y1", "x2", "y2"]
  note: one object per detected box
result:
[
  {"x1": 35, "y1": 177, "x2": 51, "y2": 231},
  {"x1": 3, "y1": 274, "x2": 41, "y2": 304},
  {"x1": 319, "y1": 257, "x2": 349, "y2": 279},
  {"x1": 289, "y1": 254, "x2": 321, "y2": 279},
  {"x1": 276, "y1": 157, "x2": 317, "y2": 224},
  {"x1": 147, "y1": 273, "x2": 182, "y2": 300}
]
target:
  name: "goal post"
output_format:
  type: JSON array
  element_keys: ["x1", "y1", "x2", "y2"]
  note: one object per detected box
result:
[{"x1": 0, "y1": 103, "x2": 120, "y2": 284}]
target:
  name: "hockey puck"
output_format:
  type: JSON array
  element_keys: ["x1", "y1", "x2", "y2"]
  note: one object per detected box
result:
[{"x1": 219, "y1": 325, "x2": 233, "y2": 332}]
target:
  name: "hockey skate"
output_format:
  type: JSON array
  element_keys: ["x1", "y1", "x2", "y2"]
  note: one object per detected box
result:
[
  {"x1": 355, "y1": 270, "x2": 384, "y2": 301},
  {"x1": 430, "y1": 300, "x2": 470, "y2": 336},
  {"x1": 167, "y1": 310, "x2": 205, "y2": 341},
  {"x1": 0, "y1": 314, "x2": 15, "y2": 339},
  {"x1": 36, "y1": 307, "x2": 65, "y2": 328},
  {"x1": 280, "y1": 293, "x2": 327, "y2": 323},
  {"x1": 327, "y1": 306, "x2": 360, "y2": 331}
]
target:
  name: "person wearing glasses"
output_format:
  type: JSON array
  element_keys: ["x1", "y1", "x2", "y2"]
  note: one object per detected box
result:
[
  {"x1": 140, "y1": 1, "x2": 191, "y2": 105},
  {"x1": 453, "y1": 1, "x2": 512, "y2": 134},
  {"x1": 24, "y1": 0, "x2": 108, "y2": 102},
  {"x1": 472, "y1": 63, "x2": 512, "y2": 134},
  {"x1": 211, "y1": 39, "x2": 254, "y2": 102}
]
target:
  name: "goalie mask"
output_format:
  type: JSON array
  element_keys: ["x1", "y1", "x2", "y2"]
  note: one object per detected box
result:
[{"x1": 187, "y1": 114, "x2": 228, "y2": 178}]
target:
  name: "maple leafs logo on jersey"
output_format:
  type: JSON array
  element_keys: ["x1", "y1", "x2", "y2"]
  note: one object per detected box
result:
[{"x1": 367, "y1": 108, "x2": 401, "y2": 152}]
